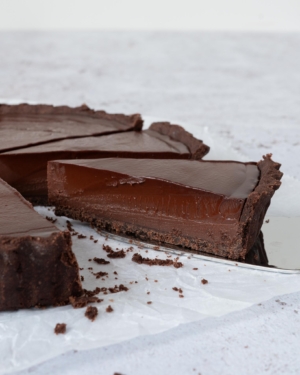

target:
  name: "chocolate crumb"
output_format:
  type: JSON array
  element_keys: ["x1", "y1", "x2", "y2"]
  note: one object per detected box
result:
[
  {"x1": 69, "y1": 295, "x2": 102, "y2": 308},
  {"x1": 265, "y1": 219, "x2": 270, "y2": 223},
  {"x1": 46, "y1": 216, "x2": 57, "y2": 224},
  {"x1": 147, "y1": 301, "x2": 152, "y2": 304},
  {"x1": 92, "y1": 271, "x2": 109, "y2": 279},
  {"x1": 173, "y1": 287, "x2": 179, "y2": 292},
  {"x1": 154, "y1": 280, "x2": 158, "y2": 283},
  {"x1": 153, "y1": 246, "x2": 160, "y2": 250},
  {"x1": 201, "y1": 279, "x2": 208, "y2": 285},
  {"x1": 107, "y1": 249, "x2": 126, "y2": 258},
  {"x1": 113, "y1": 271, "x2": 118, "y2": 275},
  {"x1": 90, "y1": 235, "x2": 94, "y2": 240},
  {"x1": 93, "y1": 257, "x2": 110, "y2": 265},
  {"x1": 178, "y1": 288, "x2": 183, "y2": 294},
  {"x1": 94, "y1": 240, "x2": 98, "y2": 243},
  {"x1": 179, "y1": 294, "x2": 184, "y2": 298},
  {"x1": 147, "y1": 291, "x2": 150, "y2": 295},
  {"x1": 103, "y1": 244, "x2": 113, "y2": 252},
  {"x1": 81, "y1": 275, "x2": 84, "y2": 282},
  {"x1": 106, "y1": 305, "x2": 114, "y2": 313},
  {"x1": 132, "y1": 253, "x2": 183, "y2": 268},
  {"x1": 108, "y1": 284, "x2": 129, "y2": 293},
  {"x1": 193, "y1": 268, "x2": 198, "y2": 270},
  {"x1": 77, "y1": 234, "x2": 87, "y2": 239},
  {"x1": 83, "y1": 287, "x2": 101, "y2": 297},
  {"x1": 66, "y1": 220, "x2": 74, "y2": 232},
  {"x1": 85, "y1": 306, "x2": 98, "y2": 321},
  {"x1": 54, "y1": 323, "x2": 66, "y2": 335}
]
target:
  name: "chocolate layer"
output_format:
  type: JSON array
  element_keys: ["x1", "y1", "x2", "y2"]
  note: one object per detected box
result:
[
  {"x1": 48, "y1": 155, "x2": 282, "y2": 260},
  {"x1": 0, "y1": 103, "x2": 143, "y2": 153},
  {"x1": 0, "y1": 178, "x2": 82, "y2": 311},
  {"x1": 0, "y1": 123, "x2": 209, "y2": 204}
]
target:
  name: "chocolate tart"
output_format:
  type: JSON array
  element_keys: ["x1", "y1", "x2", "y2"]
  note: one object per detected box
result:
[
  {"x1": 48, "y1": 154, "x2": 282, "y2": 260},
  {"x1": 0, "y1": 122, "x2": 209, "y2": 204},
  {"x1": 0, "y1": 177, "x2": 82, "y2": 311}
]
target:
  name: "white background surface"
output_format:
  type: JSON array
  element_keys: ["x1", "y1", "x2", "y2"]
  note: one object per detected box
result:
[
  {"x1": 0, "y1": 31, "x2": 300, "y2": 374},
  {"x1": 0, "y1": 0, "x2": 300, "y2": 31}
]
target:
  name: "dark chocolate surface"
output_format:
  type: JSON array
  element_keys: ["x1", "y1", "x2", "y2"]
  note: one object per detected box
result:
[
  {"x1": 53, "y1": 158, "x2": 259, "y2": 199},
  {"x1": 0, "y1": 103, "x2": 143, "y2": 153},
  {"x1": 0, "y1": 178, "x2": 58, "y2": 237}
]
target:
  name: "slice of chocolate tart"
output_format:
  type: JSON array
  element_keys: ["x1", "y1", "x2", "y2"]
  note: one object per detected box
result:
[
  {"x1": 0, "y1": 122, "x2": 209, "y2": 204},
  {"x1": 0, "y1": 177, "x2": 82, "y2": 311},
  {"x1": 0, "y1": 103, "x2": 143, "y2": 153},
  {"x1": 48, "y1": 154, "x2": 282, "y2": 260}
]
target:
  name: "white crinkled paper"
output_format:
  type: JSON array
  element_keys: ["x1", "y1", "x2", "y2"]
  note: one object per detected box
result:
[{"x1": 1, "y1": 118, "x2": 300, "y2": 375}]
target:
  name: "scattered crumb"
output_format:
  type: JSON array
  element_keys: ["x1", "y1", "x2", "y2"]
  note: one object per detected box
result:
[
  {"x1": 46, "y1": 216, "x2": 57, "y2": 224},
  {"x1": 179, "y1": 294, "x2": 184, "y2": 298},
  {"x1": 193, "y1": 268, "x2": 198, "y2": 270},
  {"x1": 54, "y1": 323, "x2": 66, "y2": 335},
  {"x1": 66, "y1": 220, "x2": 74, "y2": 232},
  {"x1": 90, "y1": 235, "x2": 94, "y2": 240},
  {"x1": 265, "y1": 219, "x2": 270, "y2": 223},
  {"x1": 109, "y1": 299, "x2": 114, "y2": 302},
  {"x1": 275, "y1": 299, "x2": 287, "y2": 306},
  {"x1": 113, "y1": 271, "x2": 118, "y2": 275},
  {"x1": 108, "y1": 284, "x2": 129, "y2": 293},
  {"x1": 147, "y1": 291, "x2": 150, "y2": 295},
  {"x1": 132, "y1": 253, "x2": 183, "y2": 268},
  {"x1": 106, "y1": 305, "x2": 114, "y2": 313},
  {"x1": 126, "y1": 246, "x2": 134, "y2": 253},
  {"x1": 154, "y1": 280, "x2": 158, "y2": 283},
  {"x1": 201, "y1": 279, "x2": 208, "y2": 285},
  {"x1": 94, "y1": 240, "x2": 98, "y2": 243},
  {"x1": 77, "y1": 234, "x2": 87, "y2": 239},
  {"x1": 79, "y1": 267, "x2": 84, "y2": 270},
  {"x1": 145, "y1": 277, "x2": 149, "y2": 281},
  {"x1": 93, "y1": 257, "x2": 110, "y2": 265},
  {"x1": 81, "y1": 275, "x2": 84, "y2": 282},
  {"x1": 69, "y1": 295, "x2": 103, "y2": 308},
  {"x1": 108, "y1": 249, "x2": 126, "y2": 258},
  {"x1": 153, "y1": 246, "x2": 160, "y2": 250},
  {"x1": 294, "y1": 310, "x2": 298, "y2": 314},
  {"x1": 135, "y1": 281, "x2": 138, "y2": 284},
  {"x1": 84, "y1": 287, "x2": 101, "y2": 297},
  {"x1": 147, "y1": 301, "x2": 152, "y2": 305},
  {"x1": 103, "y1": 244, "x2": 113, "y2": 252},
  {"x1": 92, "y1": 271, "x2": 109, "y2": 279},
  {"x1": 173, "y1": 287, "x2": 179, "y2": 292},
  {"x1": 244, "y1": 345, "x2": 248, "y2": 349},
  {"x1": 85, "y1": 306, "x2": 98, "y2": 321}
]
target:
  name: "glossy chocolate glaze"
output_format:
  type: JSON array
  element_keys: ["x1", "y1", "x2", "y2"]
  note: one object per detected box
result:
[
  {"x1": 52, "y1": 158, "x2": 259, "y2": 199},
  {"x1": 0, "y1": 103, "x2": 143, "y2": 153},
  {"x1": 0, "y1": 178, "x2": 58, "y2": 237},
  {"x1": 0, "y1": 126, "x2": 209, "y2": 203}
]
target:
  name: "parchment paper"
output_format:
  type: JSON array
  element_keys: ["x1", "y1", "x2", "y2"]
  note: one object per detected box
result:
[{"x1": 0, "y1": 117, "x2": 300, "y2": 375}]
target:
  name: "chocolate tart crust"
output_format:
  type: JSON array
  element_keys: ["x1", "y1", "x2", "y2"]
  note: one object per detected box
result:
[{"x1": 149, "y1": 122, "x2": 210, "y2": 159}]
